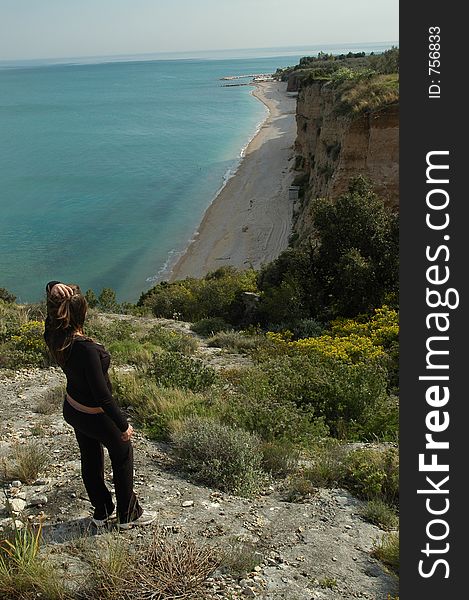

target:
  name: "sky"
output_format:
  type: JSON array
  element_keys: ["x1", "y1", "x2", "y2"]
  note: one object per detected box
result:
[{"x1": 0, "y1": 0, "x2": 398, "y2": 61}]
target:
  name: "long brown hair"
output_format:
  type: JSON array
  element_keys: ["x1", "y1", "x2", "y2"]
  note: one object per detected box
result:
[{"x1": 46, "y1": 284, "x2": 90, "y2": 366}]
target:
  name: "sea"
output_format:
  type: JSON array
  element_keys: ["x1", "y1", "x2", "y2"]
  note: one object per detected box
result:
[{"x1": 0, "y1": 43, "x2": 396, "y2": 303}]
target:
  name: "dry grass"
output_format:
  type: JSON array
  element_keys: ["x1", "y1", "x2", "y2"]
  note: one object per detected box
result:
[
  {"x1": 34, "y1": 385, "x2": 66, "y2": 415},
  {"x1": 1, "y1": 442, "x2": 50, "y2": 484},
  {"x1": 81, "y1": 527, "x2": 220, "y2": 600},
  {"x1": 218, "y1": 539, "x2": 263, "y2": 578},
  {"x1": 338, "y1": 74, "x2": 399, "y2": 114},
  {"x1": 372, "y1": 531, "x2": 399, "y2": 574}
]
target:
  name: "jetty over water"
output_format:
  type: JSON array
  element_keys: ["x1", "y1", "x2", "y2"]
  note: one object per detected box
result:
[
  {"x1": 220, "y1": 73, "x2": 273, "y2": 81},
  {"x1": 220, "y1": 73, "x2": 274, "y2": 87}
]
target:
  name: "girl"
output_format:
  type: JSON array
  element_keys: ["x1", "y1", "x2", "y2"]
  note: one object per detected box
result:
[{"x1": 44, "y1": 281, "x2": 155, "y2": 529}]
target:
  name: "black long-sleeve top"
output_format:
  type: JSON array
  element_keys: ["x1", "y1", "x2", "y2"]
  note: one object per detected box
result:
[{"x1": 44, "y1": 281, "x2": 128, "y2": 432}]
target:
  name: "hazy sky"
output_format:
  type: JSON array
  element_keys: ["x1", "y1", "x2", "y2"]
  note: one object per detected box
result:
[{"x1": 0, "y1": 0, "x2": 398, "y2": 61}]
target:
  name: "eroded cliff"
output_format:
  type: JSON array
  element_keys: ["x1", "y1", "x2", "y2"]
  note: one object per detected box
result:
[{"x1": 292, "y1": 80, "x2": 399, "y2": 239}]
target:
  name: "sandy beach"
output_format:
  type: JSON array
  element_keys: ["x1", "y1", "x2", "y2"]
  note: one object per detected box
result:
[{"x1": 169, "y1": 80, "x2": 298, "y2": 281}]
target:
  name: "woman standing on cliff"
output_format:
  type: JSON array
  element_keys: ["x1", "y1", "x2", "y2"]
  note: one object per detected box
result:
[{"x1": 44, "y1": 280, "x2": 156, "y2": 529}]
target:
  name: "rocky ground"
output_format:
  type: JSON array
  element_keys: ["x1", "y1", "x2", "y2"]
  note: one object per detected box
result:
[{"x1": 0, "y1": 318, "x2": 398, "y2": 599}]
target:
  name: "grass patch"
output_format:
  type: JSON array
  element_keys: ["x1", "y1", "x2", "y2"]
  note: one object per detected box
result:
[
  {"x1": 80, "y1": 527, "x2": 220, "y2": 600},
  {"x1": 318, "y1": 576, "x2": 338, "y2": 589},
  {"x1": 1, "y1": 442, "x2": 50, "y2": 484},
  {"x1": 372, "y1": 531, "x2": 399, "y2": 574},
  {"x1": 283, "y1": 475, "x2": 317, "y2": 503},
  {"x1": 142, "y1": 324, "x2": 198, "y2": 355},
  {"x1": 0, "y1": 520, "x2": 67, "y2": 599},
  {"x1": 261, "y1": 440, "x2": 300, "y2": 478},
  {"x1": 336, "y1": 73, "x2": 399, "y2": 114},
  {"x1": 111, "y1": 369, "x2": 216, "y2": 441},
  {"x1": 361, "y1": 499, "x2": 398, "y2": 531},
  {"x1": 34, "y1": 384, "x2": 66, "y2": 415},
  {"x1": 206, "y1": 331, "x2": 269, "y2": 353},
  {"x1": 302, "y1": 441, "x2": 348, "y2": 487},
  {"x1": 219, "y1": 539, "x2": 263, "y2": 578}
]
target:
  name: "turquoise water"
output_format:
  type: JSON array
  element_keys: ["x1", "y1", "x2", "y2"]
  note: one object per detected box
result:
[{"x1": 0, "y1": 44, "x2": 395, "y2": 303}]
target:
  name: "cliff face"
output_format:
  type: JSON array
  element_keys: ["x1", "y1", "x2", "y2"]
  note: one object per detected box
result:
[{"x1": 293, "y1": 81, "x2": 399, "y2": 238}]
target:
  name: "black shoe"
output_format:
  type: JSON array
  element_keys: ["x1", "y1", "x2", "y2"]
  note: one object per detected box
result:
[{"x1": 91, "y1": 501, "x2": 115, "y2": 527}]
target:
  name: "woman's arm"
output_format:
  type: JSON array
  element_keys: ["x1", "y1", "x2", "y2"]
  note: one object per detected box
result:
[{"x1": 79, "y1": 344, "x2": 129, "y2": 432}]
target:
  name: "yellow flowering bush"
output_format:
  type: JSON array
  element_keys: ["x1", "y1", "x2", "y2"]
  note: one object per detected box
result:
[
  {"x1": 331, "y1": 305, "x2": 398, "y2": 349},
  {"x1": 10, "y1": 321, "x2": 46, "y2": 353},
  {"x1": 291, "y1": 333, "x2": 384, "y2": 364},
  {"x1": 266, "y1": 330, "x2": 293, "y2": 344}
]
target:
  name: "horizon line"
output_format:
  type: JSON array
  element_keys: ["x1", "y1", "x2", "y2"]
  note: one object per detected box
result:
[{"x1": 0, "y1": 41, "x2": 399, "y2": 65}]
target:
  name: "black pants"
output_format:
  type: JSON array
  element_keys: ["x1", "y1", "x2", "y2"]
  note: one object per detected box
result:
[{"x1": 63, "y1": 398, "x2": 142, "y2": 523}]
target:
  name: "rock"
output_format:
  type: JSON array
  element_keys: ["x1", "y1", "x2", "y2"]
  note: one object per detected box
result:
[
  {"x1": 27, "y1": 495, "x2": 48, "y2": 507},
  {"x1": 364, "y1": 564, "x2": 383, "y2": 578},
  {"x1": 11, "y1": 480, "x2": 22, "y2": 488},
  {"x1": 0, "y1": 518, "x2": 24, "y2": 531},
  {"x1": 182, "y1": 500, "x2": 194, "y2": 507},
  {"x1": 7, "y1": 498, "x2": 26, "y2": 513},
  {"x1": 33, "y1": 478, "x2": 49, "y2": 486},
  {"x1": 242, "y1": 586, "x2": 256, "y2": 597}
]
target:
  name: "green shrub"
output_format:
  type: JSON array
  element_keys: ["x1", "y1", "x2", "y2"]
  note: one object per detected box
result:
[
  {"x1": 0, "y1": 301, "x2": 25, "y2": 343},
  {"x1": 344, "y1": 447, "x2": 399, "y2": 507},
  {"x1": 0, "y1": 317, "x2": 50, "y2": 369},
  {"x1": 261, "y1": 440, "x2": 300, "y2": 478},
  {"x1": 220, "y1": 367, "x2": 328, "y2": 444},
  {"x1": 0, "y1": 288, "x2": 16, "y2": 303},
  {"x1": 246, "y1": 353, "x2": 395, "y2": 440},
  {"x1": 223, "y1": 389, "x2": 327, "y2": 445},
  {"x1": 84, "y1": 314, "x2": 135, "y2": 346},
  {"x1": 191, "y1": 317, "x2": 231, "y2": 337},
  {"x1": 288, "y1": 318, "x2": 326, "y2": 340},
  {"x1": 258, "y1": 178, "x2": 399, "y2": 323},
  {"x1": 138, "y1": 267, "x2": 257, "y2": 323},
  {"x1": 143, "y1": 325, "x2": 198, "y2": 354},
  {"x1": 145, "y1": 351, "x2": 218, "y2": 392},
  {"x1": 97, "y1": 288, "x2": 120, "y2": 312},
  {"x1": 170, "y1": 416, "x2": 269, "y2": 496}
]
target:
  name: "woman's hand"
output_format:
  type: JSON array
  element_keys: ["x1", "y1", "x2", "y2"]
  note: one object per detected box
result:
[
  {"x1": 121, "y1": 424, "x2": 134, "y2": 442},
  {"x1": 50, "y1": 283, "x2": 74, "y2": 300}
]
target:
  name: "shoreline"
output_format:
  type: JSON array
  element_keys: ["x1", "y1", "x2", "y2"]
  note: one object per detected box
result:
[{"x1": 168, "y1": 80, "x2": 298, "y2": 282}]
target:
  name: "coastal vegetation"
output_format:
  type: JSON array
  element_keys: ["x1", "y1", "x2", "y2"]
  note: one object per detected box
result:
[{"x1": 275, "y1": 47, "x2": 399, "y2": 115}]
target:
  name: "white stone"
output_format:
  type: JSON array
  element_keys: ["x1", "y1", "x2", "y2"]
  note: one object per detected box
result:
[
  {"x1": 7, "y1": 498, "x2": 26, "y2": 513},
  {"x1": 182, "y1": 500, "x2": 194, "y2": 507}
]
